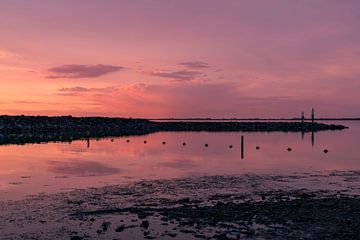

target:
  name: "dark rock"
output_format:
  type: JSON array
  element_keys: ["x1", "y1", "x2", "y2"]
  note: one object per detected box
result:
[
  {"x1": 101, "y1": 221, "x2": 111, "y2": 231},
  {"x1": 144, "y1": 236, "x2": 156, "y2": 239},
  {"x1": 115, "y1": 225, "x2": 125, "y2": 232},
  {"x1": 177, "y1": 197, "x2": 190, "y2": 204},
  {"x1": 167, "y1": 233, "x2": 177, "y2": 237},
  {"x1": 70, "y1": 237, "x2": 83, "y2": 240},
  {"x1": 140, "y1": 220, "x2": 150, "y2": 229}
]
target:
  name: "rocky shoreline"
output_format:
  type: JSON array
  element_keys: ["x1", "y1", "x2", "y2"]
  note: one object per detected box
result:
[{"x1": 0, "y1": 115, "x2": 348, "y2": 145}]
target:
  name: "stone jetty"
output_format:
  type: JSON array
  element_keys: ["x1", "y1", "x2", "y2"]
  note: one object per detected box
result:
[{"x1": 0, "y1": 115, "x2": 347, "y2": 145}]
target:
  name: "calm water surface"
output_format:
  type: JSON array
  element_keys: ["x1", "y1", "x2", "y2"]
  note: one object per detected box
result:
[{"x1": 0, "y1": 121, "x2": 359, "y2": 201}]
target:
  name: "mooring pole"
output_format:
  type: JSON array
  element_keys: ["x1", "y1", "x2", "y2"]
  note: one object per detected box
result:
[
  {"x1": 241, "y1": 135, "x2": 244, "y2": 159},
  {"x1": 86, "y1": 130, "x2": 90, "y2": 148}
]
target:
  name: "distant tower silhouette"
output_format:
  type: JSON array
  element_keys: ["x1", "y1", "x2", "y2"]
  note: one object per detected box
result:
[
  {"x1": 301, "y1": 112, "x2": 305, "y2": 124},
  {"x1": 311, "y1": 108, "x2": 315, "y2": 123}
]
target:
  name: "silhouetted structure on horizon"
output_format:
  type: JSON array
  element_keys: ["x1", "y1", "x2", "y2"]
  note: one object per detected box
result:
[
  {"x1": 311, "y1": 108, "x2": 315, "y2": 124},
  {"x1": 301, "y1": 112, "x2": 305, "y2": 124}
]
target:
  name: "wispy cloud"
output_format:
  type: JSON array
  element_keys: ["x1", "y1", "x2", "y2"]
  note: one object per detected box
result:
[
  {"x1": 0, "y1": 49, "x2": 20, "y2": 59},
  {"x1": 178, "y1": 61, "x2": 210, "y2": 69},
  {"x1": 58, "y1": 86, "x2": 117, "y2": 96},
  {"x1": 47, "y1": 64, "x2": 123, "y2": 79},
  {"x1": 148, "y1": 70, "x2": 204, "y2": 81}
]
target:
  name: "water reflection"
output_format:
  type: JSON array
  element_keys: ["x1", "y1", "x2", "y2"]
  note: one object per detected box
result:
[
  {"x1": 0, "y1": 121, "x2": 358, "y2": 200},
  {"x1": 48, "y1": 160, "x2": 122, "y2": 177},
  {"x1": 156, "y1": 159, "x2": 198, "y2": 170},
  {"x1": 312, "y1": 130, "x2": 315, "y2": 146},
  {"x1": 300, "y1": 129, "x2": 315, "y2": 146}
]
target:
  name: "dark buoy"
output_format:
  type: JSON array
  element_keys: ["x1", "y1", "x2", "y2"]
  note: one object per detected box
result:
[
  {"x1": 324, "y1": 149, "x2": 328, "y2": 153},
  {"x1": 111, "y1": 139, "x2": 114, "y2": 142},
  {"x1": 182, "y1": 142, "x2": 186, "y2": 146},
  {"x1": 162, "y1": 141, "x2": 166, "y2": 145},
  {"x1": 256, "y1": 146, "x2": 260, "y2": 150},
  {"x1": 144, "y1": 140, "x2": 147, "y2": 144},
  {"x1": 126, "y1": 139, "x2": 130, "y2": 143},
  {"x1": 287, "y1": 147, "x2": 292, "y2": 152},
  {"x1": 204, "y1": 144, "x2": 208, "y2": 147},
  {"x1": 229, "y1": 145, "x2": 233, "y2": 149}
]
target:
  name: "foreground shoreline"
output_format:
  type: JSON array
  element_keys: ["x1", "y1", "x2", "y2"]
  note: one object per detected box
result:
[
  {"x1": 1, "y1": 171, "x2": 359, "y2": 239},
  {"x1": 0, "y1": 115, "x2": 347, "y2": 145}
]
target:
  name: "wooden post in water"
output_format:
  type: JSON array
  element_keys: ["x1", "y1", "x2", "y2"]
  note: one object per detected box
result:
[
  {"x1": 86, "y1": 130, "x2": 90, "y2": 148},
  {"x1": 241, "y1": 135, "x2": 244, "y2": 159}
]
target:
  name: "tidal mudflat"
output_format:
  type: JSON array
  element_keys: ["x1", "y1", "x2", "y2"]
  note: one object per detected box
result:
[{"x1": 1, "y1": 172, "x2": 360, "y2": 240}]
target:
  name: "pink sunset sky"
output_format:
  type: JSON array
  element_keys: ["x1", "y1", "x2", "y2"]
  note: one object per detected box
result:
[{"x1": 0, "y1": 0, "x2": 359, "y2": 118}]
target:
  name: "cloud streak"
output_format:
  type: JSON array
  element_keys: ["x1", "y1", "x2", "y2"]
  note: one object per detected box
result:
[
  {"x1": 48, "y1": 160, "x2": 121, "y2": 177},
  {"x1": 178, "y1": 61, "x2": 210, "y2": 69},
  {"x1": 58, "y1": 86, "x2": 117, "y2": 96},
  {"x1": 47, "y1": 64, "x2": 123, "y2": 79},
  {"x1": 148, "y1": 70, "x2": 204, "y2": 81}
]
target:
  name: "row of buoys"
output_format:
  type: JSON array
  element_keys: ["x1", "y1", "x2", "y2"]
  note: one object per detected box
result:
[
  {"x1": 259, "y1": 146, "x2": 330, "y2": 153},
  {"x1": 286, "y1": 147, "x2": 329, "y2": 153},
  {"x1": 124, "y1": 139, "x2": 236, "y2": 148},
  {"x1": 121, "y1": 139, "x2": 328, "y2": 153}
]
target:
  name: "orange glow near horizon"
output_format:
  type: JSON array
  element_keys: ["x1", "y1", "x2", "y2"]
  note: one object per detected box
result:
[{"x1": 0, "y1": 1, "x2": 359, "y2": 118}]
